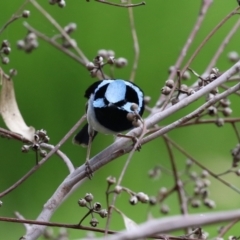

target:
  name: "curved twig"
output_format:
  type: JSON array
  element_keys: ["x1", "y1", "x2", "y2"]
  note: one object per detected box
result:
[{"x1": 94, "y1": 0, "x2": 145, "y2": 8}]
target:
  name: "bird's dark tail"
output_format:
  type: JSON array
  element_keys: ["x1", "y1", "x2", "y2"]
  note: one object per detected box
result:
[{"x1": 73, "y1": 123, "x2": 98, "y2": 147}]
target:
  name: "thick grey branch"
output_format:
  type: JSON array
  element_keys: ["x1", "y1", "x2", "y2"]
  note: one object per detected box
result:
[{"x1": 99, "y1": 209, "x2": 240, "y2": 240}]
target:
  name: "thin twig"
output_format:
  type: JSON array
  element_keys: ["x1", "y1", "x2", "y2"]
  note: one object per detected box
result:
[
  {"x1": 78, "y1": 209, "x2": 94, "y2": 226},
  {"x1": 0, "y1": 127, "x2": 31, "y2": 143},
  {"x1": 40, "y1": 143, "x2": 75, "y2": 173},
  {"x1": 181, "y1": 6, "x2": 240, "y2": 76},
  {"x1": 94, "y1": 0, "x2": 145, "y2": 8},
  {"x1": 157, "y1": 186, "x2": 176, "y2": 203},
  {"x1": 23, "y1": 22, "x2": 108, "y2": 79},
  {"x1": 218, "y1": 218, "x2": 240, "y2": 238},
  {"x1": 154, "y1": 6, "x2": 240, "y2": 113},
  {"x1": 165, "y1": 136, "x2": 240, "y2": 194},
  {"x1": 221, "y1": 83, "x2": 240, "y2": 96},
  {"x1": 14, "y1": 212, "x2": 31, "y2": 232},
  {"x1": 143, "y1": 83, "x2": 240, "y2": 145},
  {"x1": 29, "y1": 0, "x2": 89, "y2": 63},
  {"x1": 128, "y1": 1, "x2": 140, "y2": 82},
  {"x1": 99, "y1": 209, "x2": 240, "y2": 240},
  {"x1": 0, "y1": 216, "x2": 115, "y2": 234},
  {"x1": 0, "y1": 0, "x2": 30, "y2": 35},
  {"x1": 163, "y1": 136, "x2": 188, "y2": 217},
  {"x1": 220, "y1": 84, "x2": 240, "y2": 96},
  {"x1": 158, "y1": 0, "x2": 213, "y2": 110},
  {"x1": 217, "y1": 169, "x2": 234, "y2": 177},
  {"x1": 229, "y1": 75, "x2": 240, "y2": 81},
  {"x1": 118, "y1": 121, "x2": 146, "y2": 185},
  {"x1": 160, "y1": 5, "x2": 240, "y2": 111},
  {"x1": 231, "y1": 122, "x2": 240, "y2": 143},
  {"x1": 0, "y1": 157, "x2": 48, "y2": 198},
  {"x1": 0, "y1": 215, "x2": 198, "y2": 240},
  {"x1": 0, "y1": 115, "x2": 86, "y2": 198},
  {"x1": 0, "y1": 16, "x2": 22, "y2": 36},
  {"x1": 23, "y1": 22, "x2": 85, "y2": 65},
  {"x1": 105, "y1": 121, "x2": 147, "y2": 234},
  {"x1": 205, "y1": 18, "x2": 240, "y2": 74},
  {"x1": 180, "y1": 118, "x2": 240, "y2": 127},
  {"x1": 169, "y1": 0, "x2": 213, "y2": 81}
]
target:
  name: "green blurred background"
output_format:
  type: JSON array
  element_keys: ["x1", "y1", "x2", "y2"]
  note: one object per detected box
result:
[{"x1": 1, "y1": 0, "x2": 240, "y2": 239}]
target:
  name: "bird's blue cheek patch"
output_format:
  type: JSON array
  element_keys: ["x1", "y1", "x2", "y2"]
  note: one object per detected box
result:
[{"x1": 93, "y1": 98, "x2": 105, "y2": 108}]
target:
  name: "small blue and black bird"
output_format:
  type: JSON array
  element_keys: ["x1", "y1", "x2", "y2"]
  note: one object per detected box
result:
[{"x1": 74, "y1": 79, "x2": 145, "y2": 148}]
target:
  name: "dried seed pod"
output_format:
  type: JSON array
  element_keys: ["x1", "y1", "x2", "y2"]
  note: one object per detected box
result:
[
  {"x1": 106, "y1": 176, "x2": 116, "y2": 185},
  {"x1": 99, "y1": 209, "x2": 108, "y2": 218},
  {"x1": 160, "y1": 204, "x2": 169, "y2": 214},
  {"x1": 161, "y1": 86, "x2": 171, "y2": 95},
  {"x1": 78, "y1": 198, "x2": 87, "y2": 207},
  {"x1": 165, "y1": 79, "x2": 174, "y2": 88},
  {"x1": 114, "y1": 185, "x2": 122, "y2": 194},
  {"x1": 129, "y1": 196, "x2": 138, "y2": 205},
  {"x1": 228, "y1": 51, "x2": 239, "y2": 62},
  {"x1": 115, "y1": 57, "x2": 128, "y2": 68},
  {"x1": 90, "y1": 218, "x2": 99, "y2": 227},
  {"x1": 84, "y1": 193, "x2": 93, "y2": 202},
  {"x1": 93, "y1": 202, "x2": 101, "y2": 211}
]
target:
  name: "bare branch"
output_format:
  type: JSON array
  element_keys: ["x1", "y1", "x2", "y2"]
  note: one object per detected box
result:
[
  {"x1": 23, "y1": 22, "x2": 109, "y2": 79},
  {"x1": 218, "y1": 218, "x2": 240, "y2": 238},
  {"x1": 156, "y1": 0, "x2": 213, "y2": 110},
  {"x1": 165, "y1": 136, "x2": 240, "y2": 194},
  {"x1": 168, "y1": 0, "x2": 213, "y2": 81},
  {"x1": 0, "y1": 156, "x2": 48, "y2": 198},
  {"x1": 0, "y1": 115, "x2": 86, "y2": 198},
  {"x1": 231, "y1": 122, "x2": 240, "y2": 143},
  {"x1": 205, "y1": 18, "x2": 240, "y2": 74},
  {"x1": 99, "y1": 209, "x2": 240, "y2": 240},
  {"x1": 40, "y1": 143, "x2": 75, "y2": 173},
  {"x1": 105, "y1": 120, "x2": 147, "y2": 234},
  {"x1": 143, "y1": 82, "x2": 240, "y2": 147},
  {"x1": 0, "y1": 215, "x2": 204, "y2": 240},
  {"x1": 160, "y1": 5, "x2": 240, "y2": 110},
  {"x1": 29, "y1": 0, "x2": 89, "y2": 63},
  {"x1": 128, "y1": 2, "x2": 140, "y2": 82},
  {"x1": 0, "y1": 0, "x2": 30, "y2": 35},
  {"x1": 180, "y1": 118, "x2": 240, "y2": 127},
  {"x1": 163, "y1": 136, "x2": 188, "y2": 218},
  {"x1": 23, "y1": 22, "x2": 85, "y2": 65},
  {"x1": 181, "y1": 5, "x2": 240, "y2": 76},
  {"x1": 15, "y1": 212, "x2": 31, "y2": 232},
  {"x1": 0, "y1": 127, "x2": 31, "y2": 143},
  {"x1": 94, "y1": 0, "x2": 145, "y2": 8},
  {"x1": 0, "y1": 216, "x2": 116, "y2": 234},
  {"x1": 221, "y1": 83, "x2": 240, "y2": 96}
]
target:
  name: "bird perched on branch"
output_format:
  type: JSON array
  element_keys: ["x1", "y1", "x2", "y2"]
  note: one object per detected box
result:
[{"x1": 74, "y1": 79, "x2": 144, "y2": 177}]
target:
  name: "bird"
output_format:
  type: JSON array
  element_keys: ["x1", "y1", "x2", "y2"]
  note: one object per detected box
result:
[
  {"x1": 74, "y1": 79, "x2": 145, "y2": 147},
  {"x1": 73, "y1": 79, "x2": 144, "y2": 177}
]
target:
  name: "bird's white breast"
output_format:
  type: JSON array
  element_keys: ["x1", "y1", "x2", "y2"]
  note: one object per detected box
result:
[{"x1": 87, "y1": 94, "x2": 116, "y2": 134}]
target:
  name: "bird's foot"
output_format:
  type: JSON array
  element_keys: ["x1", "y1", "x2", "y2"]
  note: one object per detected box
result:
[
  {"x1": 85, "y1": 160, "x2": 93, "y2": 179},
  {"x1": 117, "y1": 134, "x2": 141, "y2": 151}
]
